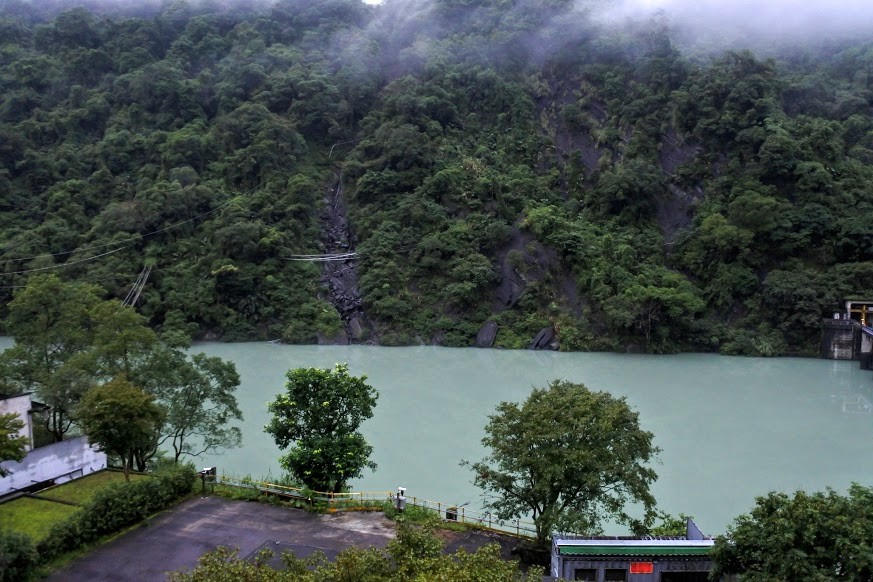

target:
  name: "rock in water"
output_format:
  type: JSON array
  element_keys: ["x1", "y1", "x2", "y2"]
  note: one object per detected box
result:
[
  {"x1": 475, "y1": 321, "x2": 498, "y2": 348},
  {"x1": 529, "y1": 327, "x2": 555, "y2": 350}
]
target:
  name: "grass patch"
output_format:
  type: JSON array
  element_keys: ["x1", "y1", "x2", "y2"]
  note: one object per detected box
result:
[
  {"x1": 39, "y1": 470, "x2": 148, "y2": 505},
  {"x1": 34, "y1": 485, "x2": 196, "y2": 579},
  {"x1": 0, "y1": 470, "x2": 150, "y2": 542},
  {"x1": 0, "y1": 497, "x2": 79, "y2": 541},
  {"x1": 383, "y1": 503, "x2": 488, "y2": 533}
]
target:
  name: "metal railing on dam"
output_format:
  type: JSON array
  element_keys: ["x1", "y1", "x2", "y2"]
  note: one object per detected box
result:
[{"x1": 211, "y1": 473, "x2": 537, "y2": 539}]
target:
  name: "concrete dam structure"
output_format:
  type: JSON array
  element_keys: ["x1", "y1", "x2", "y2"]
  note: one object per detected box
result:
[{"x1": 821, "y1": 300, "x2": 873, "y2": 369}]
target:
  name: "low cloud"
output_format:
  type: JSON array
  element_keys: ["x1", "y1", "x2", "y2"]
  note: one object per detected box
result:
[{"x1": 600, "y1": 0, "x2": 873, "y2": 50}]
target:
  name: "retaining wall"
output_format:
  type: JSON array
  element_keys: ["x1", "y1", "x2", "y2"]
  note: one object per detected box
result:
[{"x1": 0, "y1": 435, "x2": 106, "y2": 495}]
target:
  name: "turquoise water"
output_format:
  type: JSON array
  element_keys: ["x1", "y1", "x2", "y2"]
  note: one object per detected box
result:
[
  {"x1": 6, "y1": 335, "x2": 871, "y2": 534},
  {"x1": 190, "y1": 343, "x2": 873, "y2": 535}
]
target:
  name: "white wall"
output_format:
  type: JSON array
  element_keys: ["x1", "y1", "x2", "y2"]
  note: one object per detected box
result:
[{"x1": 0, "y1": 436, "x2": 106, "y2": 495}]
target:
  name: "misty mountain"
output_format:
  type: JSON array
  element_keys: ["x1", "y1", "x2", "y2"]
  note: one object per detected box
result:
[{"x1": 1, "y1": 0, "x2": 872, "y2": 355}]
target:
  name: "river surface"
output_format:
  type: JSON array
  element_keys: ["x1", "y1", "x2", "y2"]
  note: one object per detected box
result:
[{"x1": 5, "y1": 336, "x2": 872, "y2": 535}]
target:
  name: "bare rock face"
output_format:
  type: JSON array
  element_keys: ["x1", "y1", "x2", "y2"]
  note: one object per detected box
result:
[
  {"x1": 319, "y1": 174, "x2": 374, "y2": 344},
  {"x1": 318, "y1": 329, "x2": 349, "y2": 345},
  {"x1": 495, "y1": 268, "x2": 525, "y2": 308},
  {"x1": 348, "y1": 316, "x2": 367, "y2": 341},
  {"x1": 475, "y1": 321, "x2": 499, "y2": 348},
  {"x1": 529, "y1": 326, "x2": 556, "y2": 350}
]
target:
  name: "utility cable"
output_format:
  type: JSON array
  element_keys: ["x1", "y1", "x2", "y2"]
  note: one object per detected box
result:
[
  {"x1": 283, "y1": 256, "x2": 358, "y2": 262},
  {"x1": 127, "y1": 265, "x2": 152, "y2": 307},
  {"x1": 282, "y1": 252, "x2": 357, "y2": 262},
  {"x1": 121, "y1": 268, "x2": 144, "y2": 305},
  {"x1": 0, "y1": 176, "x2": 280, "y2": 264},
  {"x1": 284, "y1": 252, "x2": 356, "y2": 258},
  {"x1": 328, "y1": 136, "x2": 366, "y2": 159},
  {"x1": 122, "y1": 266, "x2": 152, "y2": 306},
  {"x1": 0, "y1": 247, "x2": 126, "y2": 276},
  {"x1": 0, "y1": 198, "x2": 238, "y2": 264}
]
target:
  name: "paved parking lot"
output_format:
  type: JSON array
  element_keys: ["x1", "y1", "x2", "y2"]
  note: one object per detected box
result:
[{"x1": 47, "y1": 496, "x2": 397, "y2": 581}]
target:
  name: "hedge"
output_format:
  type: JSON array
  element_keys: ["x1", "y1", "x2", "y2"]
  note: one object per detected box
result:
[
  {"x1": 0, "y1": 530, "x2": 37, "y2": 582},
  {"x1": 36, "y1": 465, "x2": 196, "y2": 563}
]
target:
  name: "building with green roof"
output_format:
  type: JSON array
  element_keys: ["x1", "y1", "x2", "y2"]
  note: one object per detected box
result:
[{"x1": 549, "y1": 519, "x2": 718, "y2": 581}]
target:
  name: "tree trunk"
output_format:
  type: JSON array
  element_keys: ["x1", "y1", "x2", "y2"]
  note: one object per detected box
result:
[{"x1": 47, "y1": 409, "x2": 65, "y2": 442}]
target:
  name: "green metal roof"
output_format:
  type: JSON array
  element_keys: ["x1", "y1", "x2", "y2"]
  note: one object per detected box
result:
[{"x1": 559, "y1": 546, "x2": 712, "y2": 557}]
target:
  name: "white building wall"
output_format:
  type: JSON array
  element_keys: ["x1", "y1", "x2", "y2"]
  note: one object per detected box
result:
[
  {"x1": 0, "y1": 393, "x2": 34, "y2": 450},
  {"x1": 0, "y1": 436, "x2": 107, "y2": 495}
]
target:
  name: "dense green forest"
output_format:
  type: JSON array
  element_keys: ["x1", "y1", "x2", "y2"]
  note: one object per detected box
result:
[{"x1": 1, "y1": 0, "x2": 872, "y2": 355}]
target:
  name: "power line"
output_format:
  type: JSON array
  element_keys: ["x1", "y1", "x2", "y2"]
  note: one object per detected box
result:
[
  {"x1": 0, "y1": 247, "x2": 126, "y2": 276},
  {"x1": 122, "y1": 265, "x2": 152, "y2": 307},
  {"x1": 122, "y1": 267, "x2": 148, "y2": 306},
  {"x1": 284, "y1": 252, "x2": 356, "y2": 258},
  {"x1": 0, "y1": 175, "x2": 283, "y2": 264},
  {"x1": 328, "y1": 136, "x2": 366, "y2": 159},
  {"x1": 283, "y1": 252, "x2": 357, "y2": 262},
  {"x1": 0, "y1": 197, "x2": 239, "y2": 264},
  {"x1": 0, "y1": 178, "x2": 294, "y2": 282},
  {"x1": 284, "y1": 257, "x2": 357, "y2": 262},
  {"x1": 0, "y1": 272, "x2": 132, "y2": 289}
]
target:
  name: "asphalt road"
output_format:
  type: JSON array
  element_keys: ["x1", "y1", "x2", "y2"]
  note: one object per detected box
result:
[{"x1": 46, "y1": 496, "x2": 397, "y2": 581}]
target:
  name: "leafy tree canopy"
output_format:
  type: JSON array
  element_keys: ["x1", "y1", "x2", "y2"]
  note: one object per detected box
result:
[
  {"x1": 167, "y1": 524, "x2": 528, "y2": 582},
  {"x1": 0, "y1": 412, "x2": 28, "y2": 476},
  {"x1": 76, "y1": 377, "x2": 165, "y2": 481},
  {"x1": 265, "y1": 363, "x2": 378, "y2": 493},
  {"x1": 0, "y1": 275, "x2": 112, "y2": 441},
  {"x1": 155, "y1": 350, "x2": 243, "y2": 463},
  {"x1": 464, "y1": 379, "x2": 660, "y2": 546},
  {"x1": 0, "y1": 275, "x2": 243, "y2": 472},
  {"x1": 712, "y1": 484, "x2": 873, "y2": 581}
]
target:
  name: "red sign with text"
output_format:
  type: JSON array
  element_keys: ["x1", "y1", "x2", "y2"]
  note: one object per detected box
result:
[{"x1": 629, "y1": 562, "x2": 654, "y2": 574}]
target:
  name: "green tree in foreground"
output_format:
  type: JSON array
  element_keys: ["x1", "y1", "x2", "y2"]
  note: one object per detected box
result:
[
  {"x1": 156, "y1": 351, "x2": 243, "y2": 463},
  {"x1": 0, "y1": 412, "x2": 28, "y2": 476},
  {"x1": 0, "y1": 275, "x2": 103, "y2": 441},
  {"x1": 167, "y1": 524, "x2": 527, "y2": 581},
  {"x1": 76, "y1": 378, "x2": 165, "y2": 481},
  {"x1": 265, "y1": 364, "x2": 378, "y2": 493},
  {"x1": 464, "y1": 380, "x2": 660, "y2": 546},
  {"x1": 0, "y1": 276, "x2": 244, "y2": 472},
  {"x1": 712, "y1": 484, "x2": 873, "y2": 581}
]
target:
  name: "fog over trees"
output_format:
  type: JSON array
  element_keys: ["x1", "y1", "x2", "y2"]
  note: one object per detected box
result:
[
  {"x1": 603, "y1": 0, "x2": 873, "y2": 52},
  {"x1": 0, "y1": 0, "x2": 871, "y2": 355}
]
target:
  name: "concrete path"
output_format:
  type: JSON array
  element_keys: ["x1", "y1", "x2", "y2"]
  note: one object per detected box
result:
[{"x1": 47, "y1": 496, "x2": 397, "y2": 581}]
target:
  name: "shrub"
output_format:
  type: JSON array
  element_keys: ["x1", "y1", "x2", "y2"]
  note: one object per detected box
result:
[
  {"x1": 720, "y1": 326, "x2": 787, "y2": 357},
  {"x1": 37, "y1": 465, "x2": 196, "y2": 562},
  {"x1": 383, "y1": 503, "x2": 442, "y2": 527},
  {"x1": 0, "y1": 530, "x2": 38, "y2": 582}
]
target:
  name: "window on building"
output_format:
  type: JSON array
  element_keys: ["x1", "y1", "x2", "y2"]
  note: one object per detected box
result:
[
  {"x1": 605, "y1": 569, "x2": 627, "y2": 581},
  {"x1": 574, "y1": 568, "x2": 597, "y2": 581},
  {"x1": 661, "y1": 572, "x2": 710, "y2": 582}
]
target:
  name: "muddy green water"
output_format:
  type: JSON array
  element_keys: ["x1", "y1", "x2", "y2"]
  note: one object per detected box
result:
[{"x1": 185, "y1": 343, "x2": 873, "y2": 535}]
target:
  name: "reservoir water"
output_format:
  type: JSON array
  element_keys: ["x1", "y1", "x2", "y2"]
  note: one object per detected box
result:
[
  {"x1": 188, "y1": 343, "x2": 873, "y2": 535},
  {"x1": 5, "y1": 334, "x2": 871, "y2": 535}
]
